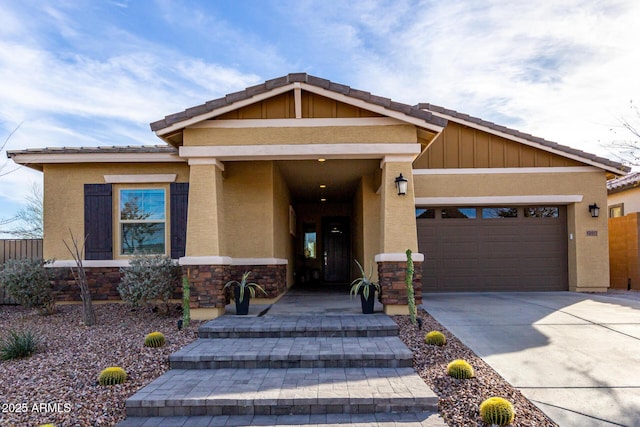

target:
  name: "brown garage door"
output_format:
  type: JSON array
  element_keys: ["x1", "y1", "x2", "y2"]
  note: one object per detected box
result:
[{"x1": 417, "y1": 206, "x2": 568, "y2": 292}]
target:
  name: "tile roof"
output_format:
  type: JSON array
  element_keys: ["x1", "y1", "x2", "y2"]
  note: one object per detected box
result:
[
  {"x1": 149, "y1": 73, "x2": 448, "y2": 132},
  {"x1": 417, "y1": 103, "x2": 630, "y2": 173},
  {"x1": 607, "y1": 171, "x2": 640, "y2": 193},
  {"x1": 7, "y1": 145, "x2": 177, "y2": 158}
]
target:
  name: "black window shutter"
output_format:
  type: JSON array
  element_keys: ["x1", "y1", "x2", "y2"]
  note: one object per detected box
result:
[
  {"x1": 170, "y1": 182, "x2": 189, "y2": 259},
  {"x1": 84, "y1": 184, "x2": 113, "y2": 260}
]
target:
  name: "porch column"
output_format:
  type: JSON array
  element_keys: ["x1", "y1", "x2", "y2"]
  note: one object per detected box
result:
[
  {"x1": 185, "y1": 159, "x2": 226, "y2": 256},
  {"x1": 180, "y1": 158, "x2": 230, "y2": 319},
  {"x1": 376, "y1": 158, "x2": 423, "y2": 315}
]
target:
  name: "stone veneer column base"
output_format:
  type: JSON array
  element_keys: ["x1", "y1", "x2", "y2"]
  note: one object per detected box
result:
[
  {"x1": 181, "y1": 264, "x2": 230, "y2": 310},
  {"x1": 376, "y1": 254, "x2": 423, "y2": 312}
]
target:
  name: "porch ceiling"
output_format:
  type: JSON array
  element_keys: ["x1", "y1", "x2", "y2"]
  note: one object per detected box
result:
[{"x1": 276, "y1": 159, "x2": 379, "y2": 203}]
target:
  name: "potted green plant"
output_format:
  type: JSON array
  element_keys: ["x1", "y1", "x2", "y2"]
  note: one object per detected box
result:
[
  {"x1": 349, "y1": 260, "x2": 380, "y2": 314},
  {"x1": 223, "y1": 271, "x2": 267, "y2": 315}
]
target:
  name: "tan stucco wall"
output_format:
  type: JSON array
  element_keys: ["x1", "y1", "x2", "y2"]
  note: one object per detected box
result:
[
  {"x1": 353, "y1": 174, "x2": 381, "y2": 281},
  {"x1": 413, "y1": 169, "x2": 610, "y2": 291},
  {"x1": 380, "y1": 162, "x2": 419, "y2": 253},
  {"x1": 185, "y1": 163, "x2": 226, "y2": 256},
  {"x1": 608, "y1": 186, "x2": 640, "y2": 215},
  {"x1": 183, "y1": 125, "x2": 417, "y2": 146},
  {"x1": 43, "y1": 163, "x2": 189, "y2": 260},
  {"x1": 272, "y1": 164, "x2": 294, "y2": 286},
  {"x1": 222, "y1": 162, "x2": 274, "y2": 258}
]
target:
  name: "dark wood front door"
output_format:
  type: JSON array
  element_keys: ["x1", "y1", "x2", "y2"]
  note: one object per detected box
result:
[{"x1": 322, "y1": 217, "x2": 350, "y2": 282}]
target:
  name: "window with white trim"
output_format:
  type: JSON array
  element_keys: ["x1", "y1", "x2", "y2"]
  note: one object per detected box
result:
[{"x1": 119, "y1": 189, "x2": 166, "y2": 255}]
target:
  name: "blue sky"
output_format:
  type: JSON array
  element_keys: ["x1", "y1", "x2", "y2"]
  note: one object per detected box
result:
[{"x1": 1, "y1": 0, "x2": 640, "y2": 227}]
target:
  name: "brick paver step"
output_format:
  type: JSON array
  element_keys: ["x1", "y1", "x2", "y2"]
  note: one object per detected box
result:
[
  {"x1": 117, "y1": 411, "x2": 447, "y2": 426},
  {"x1": 198, "y1": 315, "x2": 399, "y2": 338},
  {"x1": 169, "y1": 336, "x2": 413, "y2": 369},
  {"x1": 125, "y1": 368, "x2": 438, "y2": 418}
]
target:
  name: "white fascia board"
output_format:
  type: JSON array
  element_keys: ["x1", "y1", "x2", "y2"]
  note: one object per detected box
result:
[
  {"x1": 412, "y1": 166, "x2": 601, "y2": 175},
  {"x1": 428, "y1": 111, "x2": 626, "y2": 175},
  {"x1": 179, "y1": 256, "x2": 233, "y2": 266},
  {"x1": 104, "y1": 174, "x2": 177, "y2": 183},
  {"x1": 47, "y1": 260, "x2": 131, "y2": 268},
  {"x1": 155, "y1": 84, "x2": 296, "y2": 137},
  {"x1": 179, "y1": 143, "x2": 421, "y2": 161},
  {"x1": 10, "y1": 152, "x2": 184, "y2": 165},
  {"x1": 231, "y1": 258, "x2": 288, "y2": 265},
  {"x1": 188, "y1": 117, "x2": 406, "y2": 128},
  {"x1": 375, "y1": 253, "x2": 425, "y2": 262},
  {"x1": 414, "y1": 195, "x2": 584, "y2": 206}
]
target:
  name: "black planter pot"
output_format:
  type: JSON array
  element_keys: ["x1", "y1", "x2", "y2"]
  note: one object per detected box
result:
[
  {"x1": 233, "y1": 287, "x2": 251, "y2": 315},
  {"x1": 360, "y1": 286, "x2": 376, "y2": 314}
]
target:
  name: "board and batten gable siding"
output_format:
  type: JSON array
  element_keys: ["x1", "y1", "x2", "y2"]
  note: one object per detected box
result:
[
  {"x1": 414, "y1": 122, "x2": 584, "y2": 169},
  {"x1": 170, "y1": 182, "x2": 189, "y2": 259},
  {"x1": 84, "y1": 184, "x2": 113, "y2": 260}
]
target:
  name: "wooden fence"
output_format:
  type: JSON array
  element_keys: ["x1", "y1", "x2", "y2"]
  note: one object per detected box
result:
[{"x1": 0, "y1": 239, "x2": 44, "y2": 304}]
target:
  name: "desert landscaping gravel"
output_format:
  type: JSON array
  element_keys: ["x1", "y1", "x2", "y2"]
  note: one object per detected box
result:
[
  {"x1": 1, "y1": 302, "x2": 568, "y2": 426},
  {"x1": 394, "y1": 309, "x2": 559, "y2": 427},
  {"x1": 0, "y1": 303, "x2": 200, "y2": 427}
]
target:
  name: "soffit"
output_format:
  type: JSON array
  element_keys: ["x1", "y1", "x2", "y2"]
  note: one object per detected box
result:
[{"x1": 275, "y1": 159, "x2": 379, "y2": 203}]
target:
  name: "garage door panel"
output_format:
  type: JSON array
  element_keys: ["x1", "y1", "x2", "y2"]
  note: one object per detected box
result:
[{"x1": 419, "y1": 206, "x2": 568, "y2": 292}]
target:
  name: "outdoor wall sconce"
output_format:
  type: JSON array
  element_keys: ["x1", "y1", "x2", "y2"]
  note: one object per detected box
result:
[
  {"x1": 588, "y1": 203, "x2": 600, "y2": 218},
  {"x1": 395, "y1": 173, "x2": 408, "y2": 196}
]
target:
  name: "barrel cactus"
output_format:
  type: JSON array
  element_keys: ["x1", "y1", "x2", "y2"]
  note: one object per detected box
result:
[
  {"x1": 480, "y1": 396, "x2": 515, "y2": 426},
  {"x1": 447, "y1": 359, "x2": 475, "y2": 379},
  {"x1": 424, "y1": 330, "x2": 446, "y2": 346},
  {"x1": 38, "y1": 424, "x2": 56, "y2": 427},
  {"x1": 144, "y1": 331, "x2": 166, "y2": 348},
  {"x1": 98, "y1": 367, "x2": 127, "y2": 386}
]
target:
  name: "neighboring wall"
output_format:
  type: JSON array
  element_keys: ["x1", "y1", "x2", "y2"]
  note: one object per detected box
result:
[
  {"x1": 608, "y1": 186, "x2": 640, "y2": 214},
  {"x1": 609, "y1": 213, "x2": 640, "y2": 289},
  {"x1": 413, "y1": 169, "x2": 610, "y2": 291},
  {"x1": 43, "y1": 163, "x2": 189, "y2": 260}
]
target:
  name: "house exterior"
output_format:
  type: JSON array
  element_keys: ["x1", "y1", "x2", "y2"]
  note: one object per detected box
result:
[
  {"x1": 607, "y1": 172, "x2": 640, "y2": 289},
  {"x1": 8, "y1": 73, "x2": 628, "y2": 318}
]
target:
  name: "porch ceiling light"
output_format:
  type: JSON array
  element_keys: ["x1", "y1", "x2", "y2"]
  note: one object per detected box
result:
[
  {"x1": 588, "y1": 203, "x2": 600, "y2": 218},
  {"x1": 319, "y1": 184, "x2": 326, "y2": 188},
  {"x1": 320, "y1": 198, "x2": 327, "y2": 202},
  {"x1": 317, "y1": 158, "x2": 326, "y2": 163},
  {"x1": 395, "y1": 173, "x2": 408, "y2": 196}
]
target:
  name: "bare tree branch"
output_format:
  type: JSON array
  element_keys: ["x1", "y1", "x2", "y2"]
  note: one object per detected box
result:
[
  {"x1": 0, "y1": 183, "x2": 43, "y2": 238},
  {"x1": 63, "y1": 230, "x2": 96, "y2": 326},
  {"x1": 0, "y1": 122, "x2": 23, "y2": 177},
  {"x1": 605, "y1": 100, "x2": 640, "y2": 167}
]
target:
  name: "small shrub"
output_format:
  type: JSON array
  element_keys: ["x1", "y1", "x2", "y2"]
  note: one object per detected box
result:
[
  {"x1": 480, "y1": 396, "x2": 515, "y2": 426},
  {"x1": 98, "y1": 367, "x2": 127, "y2": 386},
  {"x1": 144, "y1": 331, "x2": 166, "y2": 348},
  {"x1": 0, "y1": 329, "x2": 40, "y2": 360},
  {"x1": 38, "y1": 424, "x2": 56, "y2": 427},
  {"x1": 118, "y1": 254, "x2": 181, "y2": 309},
  {"x1": 0, "y1": 258, "x2": 55, "y2": 314},
  {"x1": 424, "y1": 330, "x2": 446, "y2": 346},
  {"x1": 447, "y1": 359, "x2": 475, "y2": 379}
]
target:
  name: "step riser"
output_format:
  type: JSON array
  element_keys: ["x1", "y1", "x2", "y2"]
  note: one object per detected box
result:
[
  {"x1": 127, "y1": 400, "x2": 437, "y2": 418},
  {"x1": 199, "y1": 330, "x2": 397, "y2": 338},
  {"x1": 170, "y1": 359, "x2": 413, "y2": 369}
]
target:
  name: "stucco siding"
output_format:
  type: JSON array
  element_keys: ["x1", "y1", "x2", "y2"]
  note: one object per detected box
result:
[
  {"x1": 183, "y1": 125, "x2": 417, "y2": 147},
  {"x1": 608, "y1": 186, "x2": 640, "y2": 214},
  {"x1": 43, "y1": 163, "x2": 189, "y2": 260},
  {"x1": 223, "y1": 162, "x2": 274, "y2": 258},
  {"x1": 273, "y1": 163, "x2": 294, "y2": 286},
  {"x1": 413, "y1": 169, "x2": 609, "y2": 291}
]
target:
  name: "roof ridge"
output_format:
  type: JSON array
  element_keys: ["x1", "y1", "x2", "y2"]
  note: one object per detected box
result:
[{"x1": 149, "y1": 72, "x2": 447, "y2": 132}]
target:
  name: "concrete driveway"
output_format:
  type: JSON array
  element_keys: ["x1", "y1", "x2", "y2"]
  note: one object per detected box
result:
[{"x1": 421, "y1": 292, "x2": 640, "y2": 427}]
